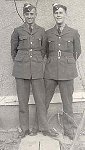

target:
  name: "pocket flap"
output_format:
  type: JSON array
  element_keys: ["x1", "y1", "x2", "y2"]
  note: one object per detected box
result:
[
  {"x1": 48, "y1": 37, "x2": 55, "y2": 42},
  {"x1": 64, "y1": 38, "x2": 73, "y2": 42},
  {"x1": 67, "y1": 57, "x2": 76, "y2": 64},
  {"x1": 19, "y1": 36, "x2": 28, "y2": 40}
]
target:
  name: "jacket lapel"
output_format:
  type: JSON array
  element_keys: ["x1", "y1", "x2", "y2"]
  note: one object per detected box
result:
[
  {"x1": 32, "y1": 24, "x2": 40, "y2": 34},
  {"x1": 51, "y1": 24, "x2": 70, "y2": 36},
  {"x1": 61, "y1": 24, "x2": 70, "y2": 35},
  {"x1": 21, "y1": 23, "x2": 30, "y2": 34},
  {"x1": 50, "y1": 25, "x2": 58, "y2": 35},
  {"x1": 21, "y1": 23, "x2": 39, "y2": 35}
]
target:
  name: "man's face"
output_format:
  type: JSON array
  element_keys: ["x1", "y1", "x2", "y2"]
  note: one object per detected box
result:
[
  {"x1": 53, "y1": 7, "x2": 66, "y2": 25},
  {"x1": 24, "y1": 8, "x2": 37, "y2": 24}
]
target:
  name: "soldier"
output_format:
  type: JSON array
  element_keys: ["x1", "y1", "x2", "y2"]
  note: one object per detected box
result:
[
  {"x1": 11, "y1": 3, "x2": 57, "y2": 138},
  {"x1": 44, "y1": 3, "x2": 81, "y2": 140}
]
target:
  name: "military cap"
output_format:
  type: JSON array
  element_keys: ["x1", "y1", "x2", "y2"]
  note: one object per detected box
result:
[
  {"x1": 53, "y1": 3, "x2": 67, "y2": 13},
  {"x1": 23, "y1": 3, "x2": 36, "y2": 14}
]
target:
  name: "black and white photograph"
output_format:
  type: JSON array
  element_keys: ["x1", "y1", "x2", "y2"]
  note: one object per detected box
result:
[{"x1": 0, "y1": 0, "x2": 85, "y2": 149}]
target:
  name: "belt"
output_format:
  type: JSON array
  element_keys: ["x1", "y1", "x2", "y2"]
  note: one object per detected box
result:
[
  {"x1": 18, "y1": 50, "x2": 41, "y2": 55},
  {"x1": 49, "y1": 50, "x2": 73, "y2": 59}
]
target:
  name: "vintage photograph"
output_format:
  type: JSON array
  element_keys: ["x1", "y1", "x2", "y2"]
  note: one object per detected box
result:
[{"x1": 0, "y1": 0, "x2": 85, "y2": 149}]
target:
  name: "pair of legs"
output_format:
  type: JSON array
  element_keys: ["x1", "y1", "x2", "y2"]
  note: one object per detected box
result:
[
  {"x1": 44, "y1": 79, "x2": 77, "y2": 140},
  {"x1": 16, "y1": 78, "x2": 49, "y2": 133}
]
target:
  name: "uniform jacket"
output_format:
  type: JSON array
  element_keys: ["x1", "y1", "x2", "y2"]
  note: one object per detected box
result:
[
  {"x1": 11, "y1": 23, "x2": 46, "y2": 79},
  {"x1": 44, "y1": 24, "x2": 81, "y2": 80}
]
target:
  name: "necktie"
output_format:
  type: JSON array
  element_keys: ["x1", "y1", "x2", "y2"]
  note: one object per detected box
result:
[
  {"x1": 57, "y1": 26, "x2": 61, "y2": 35},
  {"x1": 29, "y1": 24, "x2": 32, "y2": 33}
]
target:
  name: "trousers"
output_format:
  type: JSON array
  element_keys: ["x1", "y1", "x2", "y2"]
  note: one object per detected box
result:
[
  {"x1": 15, "y1": 78, "x2": 49, "y2": 132},
  {"x1": 44, "y1": 79, "x2": 77, "y2": 138}
]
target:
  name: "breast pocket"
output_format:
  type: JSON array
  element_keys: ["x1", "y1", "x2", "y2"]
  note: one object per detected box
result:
[
  {"x1": 19, "y1": 36, "x2": 28, "y2": 48},
  {"x1": 19, "y1": 36, "x2": 28, "y2": 41},
  {"x1": 48, "y1": 38, "x2": 55, "y2": 51},
  {"x1": 34, "y1": 37, "x2": 42, "y2": 48},
  {"x1": 64, "y1": 38, "x2": 73, "y2": 51}
]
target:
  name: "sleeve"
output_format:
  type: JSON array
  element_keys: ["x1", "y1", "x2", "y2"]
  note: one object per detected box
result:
[
  {"x1": 11, "y1": 28, "x2": 19, "y2": 61},
  {"x1": 73, "y1": 30, "x2": 81, "y2": 60},
  {"x1": 41, "y1": 28, "x2": 47, "y2": 58}
]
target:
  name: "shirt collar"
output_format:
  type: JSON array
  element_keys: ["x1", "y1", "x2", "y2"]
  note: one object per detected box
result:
[
  {"x1": 56, "y1": 23, "x2": 66, "y2": 32},
  {"x1": 25, "y1": 22, "x2": 34, "y2": 29}
]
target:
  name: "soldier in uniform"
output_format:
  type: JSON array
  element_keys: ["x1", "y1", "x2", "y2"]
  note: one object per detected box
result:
[
  {"x1": 11, "y1": 3, "x2": 57, "y2": 138},
  {"x1": 44, "y1": 3, "x2": 81, "y2": 140}
]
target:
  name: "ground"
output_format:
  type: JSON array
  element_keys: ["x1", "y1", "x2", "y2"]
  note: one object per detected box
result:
[
  {"x1": 0, "y1": 129, "x2": 85, "y2": 150},
  {"x1": 0, "y1": 112, "x2": 85, "y2": 150},
  {"x1": 0, "y1": 129, "x2": 20, "y2": 150}
]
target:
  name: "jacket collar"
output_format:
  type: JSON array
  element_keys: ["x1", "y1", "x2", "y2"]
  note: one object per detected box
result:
[
  {"x1": 51, "y1": 24, "x2": 71, "y2": 36},
  {"x1": 21, "y1": 23, "x2": 39, "y2": 34}
]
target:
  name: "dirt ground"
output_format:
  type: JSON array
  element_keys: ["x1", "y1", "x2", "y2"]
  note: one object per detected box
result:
[
  {"x1": 0, "y1": 113, "x2": 85, "y2": 150},
  {"x1": 0, "y1": 129, "x2": 20, "y2": 150},
  {"x1": 0, "y1": 129, "x2": 85, "y2": 150}
]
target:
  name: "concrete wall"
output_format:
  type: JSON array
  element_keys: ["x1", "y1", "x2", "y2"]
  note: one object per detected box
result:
[
  {"x1": 0, "y1": 102, "x2": 84, "y2": 130},
  {"x1": 0, "y1": 0, "x2": 85, "y2": 98}
]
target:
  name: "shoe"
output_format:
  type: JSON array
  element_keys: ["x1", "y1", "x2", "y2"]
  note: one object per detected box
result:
[
  {"x1": 42, "y1": 129, "x2": 59, "y2": 137},
  {"x1": 64, "y1": 132, "x2": 74, "y2": 140},
  {"x1": 18, "y1": 129, "x2": 30, "y2": 138},
  {"x1": 29, "y1": 129, "x2": 38, "y2": 136},
  {"x1": 56, "y1": 133, "x2": 73, "y2": 144}
]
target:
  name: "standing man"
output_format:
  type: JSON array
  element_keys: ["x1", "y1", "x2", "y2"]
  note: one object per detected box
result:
[
  {"x1": 44, "y1": 3, "x2": 81, "y2": 140},
  {"x1": 11, "y1": 3, "x2": 57, "y2": 138}
]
